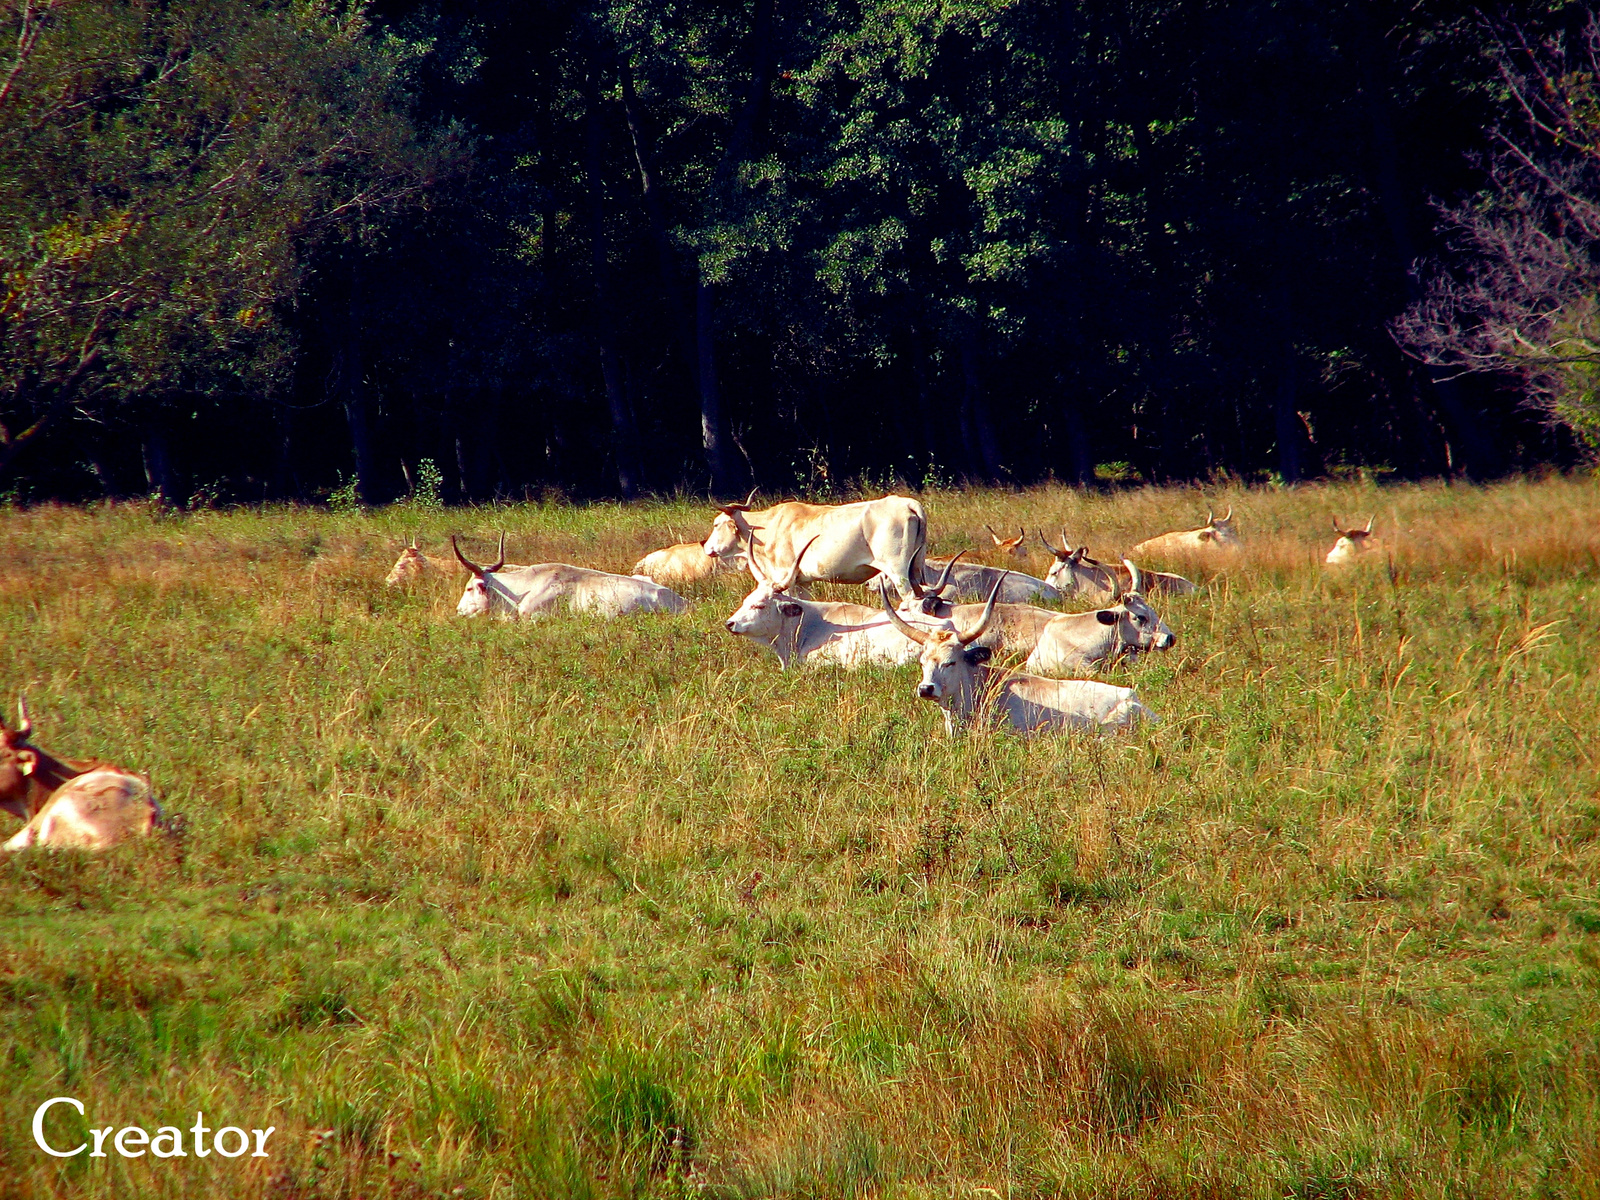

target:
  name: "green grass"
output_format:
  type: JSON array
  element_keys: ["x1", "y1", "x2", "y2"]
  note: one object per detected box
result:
[{"x1": 2, "y1": 476, "x2": 1600, "y2": 1198}]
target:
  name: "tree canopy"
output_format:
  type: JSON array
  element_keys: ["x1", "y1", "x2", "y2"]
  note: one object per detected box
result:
[{"x1": 0, "y1": 0, "x2": 1588, "y2": 503}]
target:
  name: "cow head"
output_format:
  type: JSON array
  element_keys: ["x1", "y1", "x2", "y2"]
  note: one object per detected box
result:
[
  {"x1": 987, "y1": 525, "x2": 1026, "y2": 556},
  {"x1": 724, "y1": 536, "x2": 817, "y2": 640},
  {"x1": 883, "y1": 575, "x2": 1003, "y2": 725},
  {"x1": 1093, "y1": 560, "x2": 1176, "y2": 657},
  {"x1": 1326, "y1": 515, "x2": 1376, "y2": 564},
  {"x1": 452, "y1": 533, "x2": 508, "y2": 616},
  {"x1": 902, "y1": 552, "x2": 966, "y2": 618},
  {"x1": 0, "y1": 697, "x2": 39, "y2": 821},
  {"x1": 705, "y1": 489, "x2": 760, "y2": 558},
  {"x1": 1198, "y1": 505, "x2": 1239, "y2": 546},
  {"x1": 1039, "y1": 529, "x2": 1116, "y2": 595}
]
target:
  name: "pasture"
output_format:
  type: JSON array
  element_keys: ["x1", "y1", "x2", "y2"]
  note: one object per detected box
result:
[{"x1": 2, "y1": 476, "x2": 1599, "y2": 1199}]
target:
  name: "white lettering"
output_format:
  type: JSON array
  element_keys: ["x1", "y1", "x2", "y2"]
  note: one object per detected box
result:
[
  {"x1": 90, "y1": 1127, "x2": 113, "y2": 1157},
  {"x1": 32, "y1": 1097, "x2": 85, "y2": 1157},
  {"x1": 190, "y1": 1113, "x2": 210, "y2": 1157},
  {"x1": 252, "y1": 1127, "x2": 276, "y2": 1157},
  {"x1": 114, "y1": 1126, "x2": 148, "y2": 1157},
  {"x1": 150, "y1": 1127, "x2": 187, "y2": 1157},
  {"x1": 213, "y1": 1127, "x2": 248, "y2": 1158}
]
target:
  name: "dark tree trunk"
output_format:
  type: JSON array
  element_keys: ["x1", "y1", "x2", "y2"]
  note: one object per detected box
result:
[
  {"x1": 584, "y1": 51, "x2": 641, "y2": 499},
  {"x1": 959, "y1": 320, "x2": 1002, "y2": 480},
  {"x1": 697, "y1": 276, "x2": 735, "y2": 495},
  {"x1": 1272, "y1": 279, "x2": 1303, "y2": 483},
  {"x1": 336, "y1": 262, "x2": 379, "y2": 505},
  {"x1": 142, "y1": 424, "x2": 177, "y2": 506}
]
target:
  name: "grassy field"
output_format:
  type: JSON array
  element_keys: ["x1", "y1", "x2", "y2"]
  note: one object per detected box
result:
[{"x1": 2, "y1": 476, "x2": 1599, "y2": 1199}]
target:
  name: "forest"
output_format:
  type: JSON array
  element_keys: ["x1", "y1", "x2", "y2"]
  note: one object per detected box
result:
[{"x1": 4, "y1": 0, "x2": 1600, "y2": 505}]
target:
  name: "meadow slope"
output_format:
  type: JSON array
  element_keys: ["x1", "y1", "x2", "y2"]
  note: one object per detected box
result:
[{"x1": 2, "y1": 477, "x2": 1599, "y2": 1199}]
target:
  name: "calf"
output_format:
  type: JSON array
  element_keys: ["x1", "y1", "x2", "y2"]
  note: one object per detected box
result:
[
  {"x1": 0, "y1": 699, "x2": 160, "y2": 851},
  {"x1": 881, "y1": 580, "x2": 1156, "y2": 736}
]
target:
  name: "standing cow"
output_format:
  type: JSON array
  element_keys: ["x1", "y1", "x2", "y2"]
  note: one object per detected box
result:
[{"x1": 703, "y1": 493, "x2": 929, "y2": 601}]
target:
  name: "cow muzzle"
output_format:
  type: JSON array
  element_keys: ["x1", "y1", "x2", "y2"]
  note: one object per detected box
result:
[
  {"x1": 1157, "y1": 632, "x2": 1176, "y2": 649},
  {"x1": 917, "y1": 682, "x2": 937, "y2": 699}
]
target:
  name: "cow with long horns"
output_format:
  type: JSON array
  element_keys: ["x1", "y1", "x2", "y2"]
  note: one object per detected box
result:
[
  {"x1": 724, "y1": 538, "x2": 954, "y2": 669},
  {"x1": 986, "y1": 526, "x2": 1028, "y2": 557},
  {"x1": 1038, "y1": 531, "x2": 1198, "y2": 600},
  {"x1": 703, "y1": 492, "x2": 929, "y2": 601},
  {"x1": 880, "y1": 577, "x2": 1157, "y2": 735},
  {"x1": 0, "y1": 698, "x2": 161, "y2": 851},
  {"x1": 1023, "y1": 560, "x2": 1177, "y2": 677},
  {"x1": 1324, "y1": 515, "x2": 1378, "y2": 565},
  {"x1": 914, "y1": 553, "x2": 1062, "y2": 604},
  {"x1": 453, "y1": 535, "x2": 688, "y2": 618},
  {"x1": 1130, "y1": 506, "x2": 1241, "y2": 558}
]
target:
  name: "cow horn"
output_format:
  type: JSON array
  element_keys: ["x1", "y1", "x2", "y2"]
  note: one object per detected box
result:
[
  {"x1": 987, "y1": 524, "x2": 1003, "y2": 545},
  {"x1": 1223, "y1": 506, "x2": 1233, "y2": 522},
  {"x1": 1122, "y1": 558, "x2": 1145, "y2": 595},
  {"x1": 13, "y1": 695, "x2": 31, "y2": 741},
  {"x1": 960, "y1": 574, "x2": 1005, "y2": 645},
  {"x1": 1364, "y1": 514, "x2": 1375, "y2": 534},
  {"x1": 777, "y1": 535, "x2": 820, "y2": 593},
  {"x1": 451, "y1": 535, "x2": 485, "y2": 575},
  {"x1": 1108, "y1": 563, "x2": 1124, "y2": 603},
  {"x1": 880, "y1": 578, "x2": 930, "y2": 645},
  {"x1": 1332, "y1": 515, "x2": 1343, "y2": 534},
  {"x1": 1038, "y1": 528, "x2": 1067, "y2": 560},
  {"x1": 928, "y1": 550, "x2": 965, "y2": 598},
  {"x1": 488, "y1": 532, "x2": 506, "y2": 573},
  {"x1": 1206, "y1": 507, "x2": 1215, "y2": 526}
]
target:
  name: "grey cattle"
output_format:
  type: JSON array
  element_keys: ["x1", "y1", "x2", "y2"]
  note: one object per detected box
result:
[
  {"x1": 1023, "y1": 561, "x2": 1177, "y2": 676},
  {"x1": 1324, "y1": 515, "x2": 1378, "y2": 565},
  {"x1": 453, "y1": 536, "x2": 688, "y2": 619},
  {"x1": 1038, "y1": 531, "x2": 1198, "y2": 600},
  {"x1": 1130, "y1": 506, "x2": 1241, "y2": 557},
  {"x1": 881, "y1": 579, "x2": 1157, "y2": 736}
]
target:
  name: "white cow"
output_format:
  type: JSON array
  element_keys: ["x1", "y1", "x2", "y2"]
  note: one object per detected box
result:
[
  {"x1": 725, "y1": 538, "x2": 951, "y2": 669},
  {"x1": 1324, "y1": 515, "x2": 1377, "y2": 565},
  {"x1": 881, "y1": 579, "x2": 1157, "y2": 736},
  {"x1": 1038, "y1": 531, "x2": 1198, "y2": 600},
  {"x1": 1023, "y1": 561, "x2": 1177, "y2": 676},
  {"x1": 453, "y1": 536, "x2": 688, "y2": 618},
  {"x1": 1130, "y1": 507, "x2": 1240, "y2": 557},
  {"x1": 703, "y1": 493, "x2": 928, "y2": 600}
]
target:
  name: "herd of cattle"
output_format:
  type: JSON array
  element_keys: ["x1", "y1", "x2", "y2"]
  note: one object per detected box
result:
[{"x1": 0, "y1": 496, "x2": 1382, "y2": 852}]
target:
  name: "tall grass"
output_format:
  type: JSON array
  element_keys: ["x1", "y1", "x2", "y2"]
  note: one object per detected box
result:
[{"x1": 1, "y1": 476, "x2": 1598, "y2": 1198}]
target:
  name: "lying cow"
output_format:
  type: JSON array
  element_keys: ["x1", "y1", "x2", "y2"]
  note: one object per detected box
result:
[
  {"x1": 1023, "y1": 560, "x2": 1177, "y2": 676},
  {"x1": 1324, "y1": 515, "x2": 1377, "y2": 565},
  {"x1": 725, "y1": 538, "x2": 951, "y2": 669},
  {"x1": 632, "y1": 540, "x2": 747, "y2": 587},
  {"x1": 881, "y1": 579, "x2": 1156, "y2": 736},
  {"x1": 704, "y1": 492, "x2": 928, "y2": 600},
  {"x1": 1130, "y1": 506, "x2": 1240, "y2": 557},
  {"x1": 1038, "y1": 531, "x2": 1198, "y2": 600},
  {"x1": 1, "y1": 698, "x2": 160, "y2": 851},
  {"x1": 898, "y1": 555, "x2": 1062, "y2": 657},
  {"x1": 453, "y1": 535, "x2": 688, "y2": 619},
  {"x1": 918, "y1": 555, "x2": 1062, "y2": 604}
]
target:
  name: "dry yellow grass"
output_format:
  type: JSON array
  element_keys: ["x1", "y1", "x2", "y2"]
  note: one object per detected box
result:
[{"x1": 0, "y1": 475, "x2": 1597, "y2": 1199}]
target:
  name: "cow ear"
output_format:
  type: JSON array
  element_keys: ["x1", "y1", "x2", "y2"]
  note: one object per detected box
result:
[
  {"x1": 1096, "y1": 609, "x2": 1119, "y2": 626},
  {"x1": 1197, "y1": 528, "x2": 1215, "y2": 541},
  {"x1": 778, "y1": 601, "x2": 803, "y2": 617},
  {"x1": 14, "y1": 748, "x2": 37, "y2": 776},
  {"x1": 964, "y1": 645, "x2": 992, "y2": 665}
]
